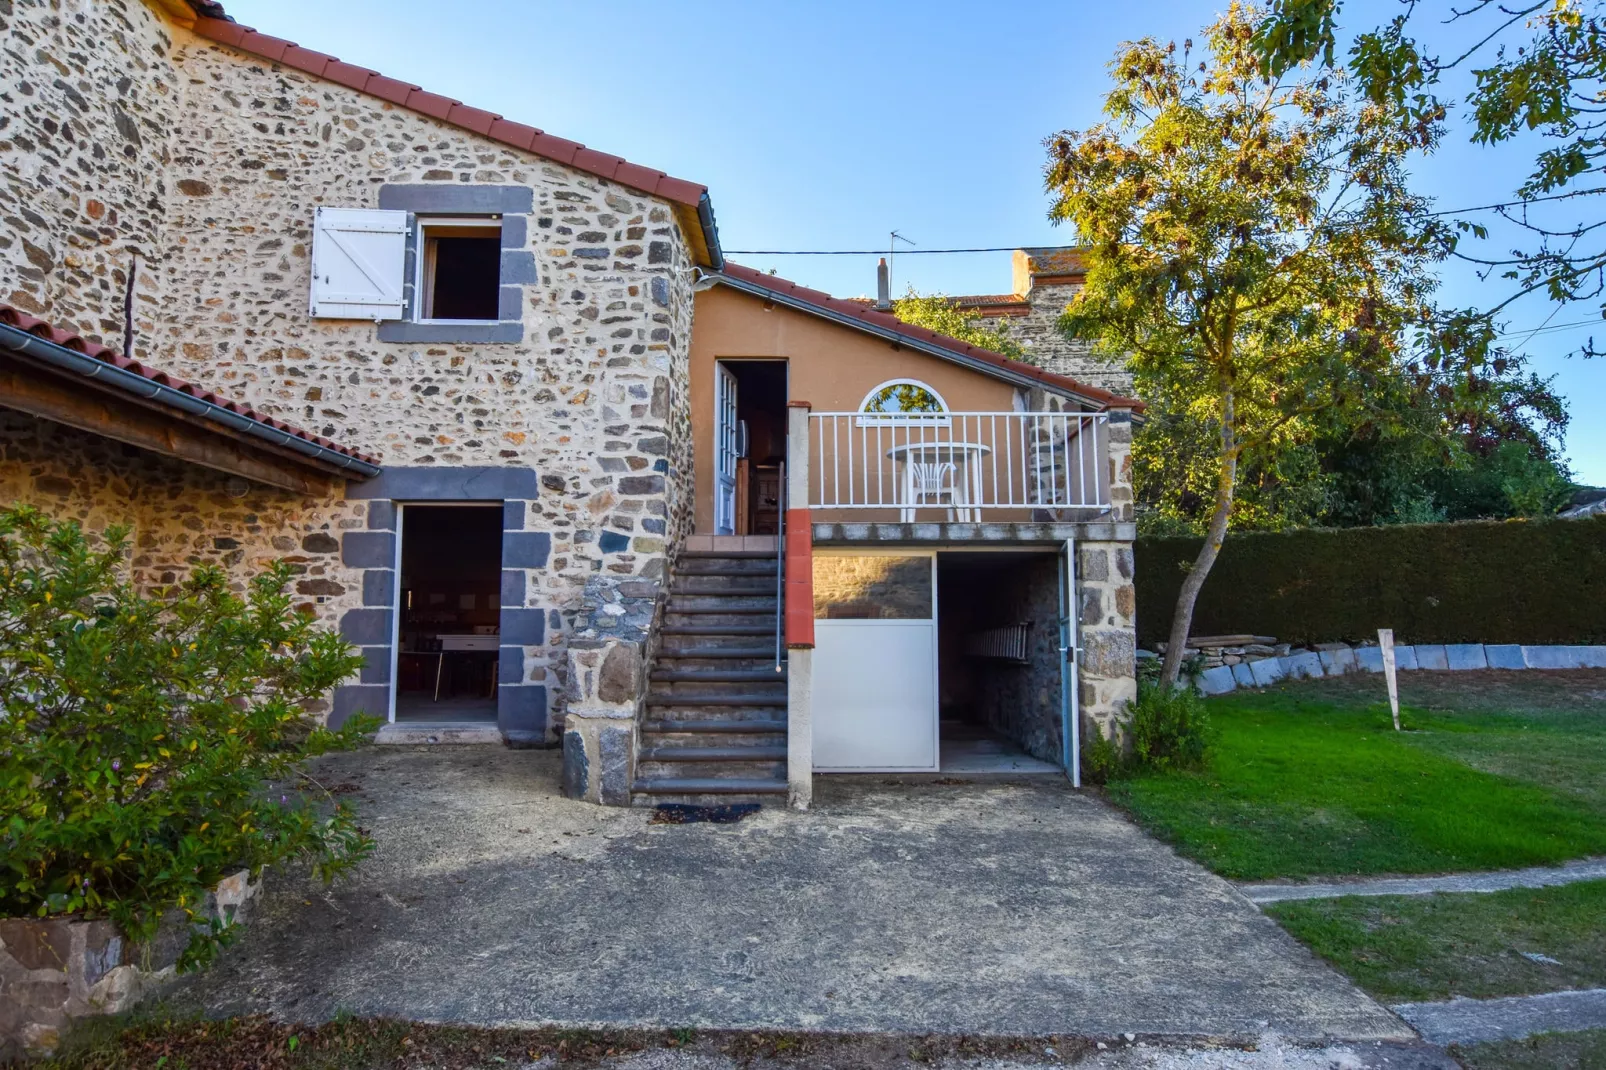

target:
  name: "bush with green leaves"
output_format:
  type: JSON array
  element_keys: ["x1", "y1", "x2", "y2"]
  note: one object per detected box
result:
[
  {"x1": 0, "y1": 505, "x2": 376, "y2": 968},
  {"x1": 1081, "y1": 682, "x2": 1214, "y2": 785}
]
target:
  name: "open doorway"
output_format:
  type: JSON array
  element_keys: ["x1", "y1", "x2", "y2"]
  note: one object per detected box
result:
[
  {"x1": 395, "y1": 504, "x2": 502, "y2": 723},
  {"x1": 713, "y1": 359, "x2": 787, "y2": 535},
  {"x1": 936, "y1": 552, "x2": 1066, "y2": 774}
]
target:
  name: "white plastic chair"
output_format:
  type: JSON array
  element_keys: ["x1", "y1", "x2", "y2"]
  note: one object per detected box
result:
[{"x1": 903, "y1": 460, "x2": 958, "y2": 519}]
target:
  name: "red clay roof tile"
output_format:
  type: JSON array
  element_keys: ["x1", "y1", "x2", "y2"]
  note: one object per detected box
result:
[
  {"x1": 445, "y1": 103, "x2": 498, "y2": 136},
  {"x1": 487, "y1": 119, "x2": 541, "y2": 151},
  {"x1": 364, "y1": 75, "x2": 419, "y2": 106},
  {"x1": 0, "y1": 305, "x2": 380, "y2": 464},
  {"x1": 715, "y1": 263, "x2": 1143, "y2": 411},
  {"x1": 403, "y1": 89, "x2": 458, "y2": 122}
]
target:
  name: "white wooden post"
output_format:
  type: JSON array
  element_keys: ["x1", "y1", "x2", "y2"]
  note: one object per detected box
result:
[{"x1": 1379, "y1": 628, "x2": 1401, "y2": 731}]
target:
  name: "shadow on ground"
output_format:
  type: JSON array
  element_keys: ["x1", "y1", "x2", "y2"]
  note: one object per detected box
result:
[{"x1": 172, "y1": 748, "x2": 1409, "y2": 1043}]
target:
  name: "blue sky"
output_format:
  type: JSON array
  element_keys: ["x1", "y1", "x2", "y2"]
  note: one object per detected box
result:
[{"x1": 221, "y1": 0, "x2": 1602, "y2": 484}]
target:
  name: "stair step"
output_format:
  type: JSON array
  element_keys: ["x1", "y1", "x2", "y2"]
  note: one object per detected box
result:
[
  {"x1": 641, "y1": 719, "x2": 787, "y2": 734},
  {"x1": 671, "y1": 584, "x2": 778, "y2": 596},
  {"x1": 647, "y1": 692, "x2": 787, "y2": 707},
  {"x1": 639, "y1": 745, "x2": 788, "y2": 763},
  {"x1": 679, "y1": 550, "x2": 780, "y2": 560},
  {"x1": 633, "y1": 777, "x2": 788, "y2": 795},
  {"x1": 666, "y1": 604, "x2": 776, "y2": 616},
  {"x1": 674, "y1": 566, "x2": 778, "y2": 577},
  {"x1": 661, "y1": 624, "x2": 776, "y2": 636},
  {"x1": 651, "y1": 669, "x2": 786, "y2": 683},
  {"x1": 659, "y1": 646, "x2": 779, "y2": 659}
]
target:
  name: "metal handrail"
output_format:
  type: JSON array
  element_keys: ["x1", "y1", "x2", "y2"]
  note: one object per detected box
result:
[
  {"x1": 806, "y1": 409, "x2": 1111, "y2": 513},
  {"x1": 775, "y1": 461, "x2": 785, "y2": 673}
]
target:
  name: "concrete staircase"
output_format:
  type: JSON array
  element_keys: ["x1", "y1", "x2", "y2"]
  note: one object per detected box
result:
[{"x1": 632, "y1": 544, "x2": 788, "y2": 803}]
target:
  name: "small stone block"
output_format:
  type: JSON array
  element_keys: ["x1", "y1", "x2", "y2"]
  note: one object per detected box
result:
[
  {"x1": 366, "y1": 501, "x2": 397, "y2": 530},
  {"x1": 342, "y1": 531, "x2": 395, "y2": 569},
  {"x1": 1249, "y1": 657, "x2": 1287, "y2": 687},
  {"x1": 500, "y1": 607, "x2": 545, "y2": 645},
  {"x1": 503, "y1": 499, "x2": 525, "y2": 531},
  {"x1": 359, "y1": 647, "x2": 391, "y2": 684},
  {"x1": 562, "y1": 728, "x2": 587, "y2": 798},
  {"x1": 500, "y1": 569, "x2": 525, "y2": 607},
  {"x1": 1231, "y1": 662, "x2": 1256, "y2": 688},
  {"x1": 1318, "y1": 647, "x2": 1358, "y2": 675},
  {"x1": 598, "y1": 530, "x2": 629, "y2": 553},
  {"x1": 503, "y1": 530, "x2": 551, "y2": 568},
  {"x1": 339, "y1": 608, "x2": 392, "y2": 645},
  {"x1": 1523, "y1": 645, "x2": 1606, "y2": 669},
  {"x1": 1416, "y1": 645, "x2": 1450, "y2": 671},
  {"x1": 1394, "y1": 645, "x2": 1419, "y2": 670},
  {"x1": 685, "y1": 535, "x2": 714, "y2": 551},
  {"x1": 499, "y1": 684, "x2": 548, "y2": 745},
  {"x1": 1355, "y1": 646, "x2": 1385, "y2": 673},
  {"x1": 1485, "y1": 644, "x2": 1526, "y2": 670},
  {"x1": 1446, "y1": 643, "x2": 1487, "y2": 670},
  {"x1": 499, "y1": 646, "x2": 524, "y2": 684},
  {"x1": 1197, "y1": 665, "x2": 1237, "y2": 696},
  {"x1": 1284, "y1": 651, "x2": 1324, "y2": 679},
  {"x1": 331, "y1": 684, "x2": 389, "y2": 729},
  {"x1": 362, "y1": 569, "x2": 394, "y2": 607}
]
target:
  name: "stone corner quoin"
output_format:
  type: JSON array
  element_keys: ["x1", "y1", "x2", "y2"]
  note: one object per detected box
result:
[{"x1": 0, "y1": 2, "x2": 700, "y2": 746}]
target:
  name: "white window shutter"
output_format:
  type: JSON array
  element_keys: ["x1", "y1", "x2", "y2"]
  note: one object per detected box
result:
[{"x1": 309, "y1": 207, "x2": 408, "y2": 320}]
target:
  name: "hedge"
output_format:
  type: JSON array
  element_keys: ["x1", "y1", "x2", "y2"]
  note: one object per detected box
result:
[{"x1": 1134, "y1": 515, "x2": 1606, "y2": 647}]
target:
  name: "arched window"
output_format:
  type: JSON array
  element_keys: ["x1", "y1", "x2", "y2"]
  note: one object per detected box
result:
[{"x1": 858, "y1": 379, "x2": 950, "y2": 418}]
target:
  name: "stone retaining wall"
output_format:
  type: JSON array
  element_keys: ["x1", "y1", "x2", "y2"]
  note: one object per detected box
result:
[
  {"x1": 1182, "y1": 642, "x2": 1606, "y2": 696},
  {"x1": 0, "y1": 870, "x2": 259, "y2": 1060}
]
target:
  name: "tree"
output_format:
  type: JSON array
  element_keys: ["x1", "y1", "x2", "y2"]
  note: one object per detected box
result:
[
  {"x1": 1254, "y1": 0, "x2": 1606, "y2": 325},
  {"x1": 0, "y1": 506, "x2": 375, "y2": 968},
  {"x1": 891, "y1": 289, "x2": 1028, "y2": 361},
  {"x1": 1046, "y1": 3, "x2": 1450, "y2": 688}
]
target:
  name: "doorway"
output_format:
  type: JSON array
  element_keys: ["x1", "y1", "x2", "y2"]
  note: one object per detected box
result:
[
  {"x1": 394, "y1": 504, "x2": 503, "y2": 723},
  {"x1": 713, "y1": 359, "x2": 787, "y2": 536},
  {"x1": 936, "y1": 551, "x2": 1068, "y2": 774}
]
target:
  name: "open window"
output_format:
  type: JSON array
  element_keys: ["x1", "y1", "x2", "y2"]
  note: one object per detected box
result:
[{"x1": 415, "y1": 218, "x2": 502, "y2": 322}]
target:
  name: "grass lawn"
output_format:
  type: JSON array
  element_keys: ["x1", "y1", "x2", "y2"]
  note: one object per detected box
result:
[
  {"x1": 1452, "y1": 1028, "x2": 1606, "y2": 1070},
  {"x1": 1266, "y1": 879, "x2": 1606, "y2": 1002},
  {"x1": 1103, "y1": 669, "x2": 1606, "y2": 880}
]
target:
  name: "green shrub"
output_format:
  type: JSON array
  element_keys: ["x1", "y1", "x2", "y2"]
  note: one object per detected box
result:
[
  {"x1": 0, "y1": 506, "x2": 376, "y2": 968},
  {"x1": 1080, "y1": 683, "x2": 1214, "y2": 783},
  {"x1": 1136, "y1": 514, "x2": 1606, "y2": 645}
]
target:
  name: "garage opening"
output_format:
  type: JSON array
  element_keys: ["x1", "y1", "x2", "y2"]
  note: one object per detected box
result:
[
  {"x1": 936, "y1": 552, "x2": 1066, "y2": 774},
  {"x1": 395, "y1": 504, "x2": 502, "y2": 723}
]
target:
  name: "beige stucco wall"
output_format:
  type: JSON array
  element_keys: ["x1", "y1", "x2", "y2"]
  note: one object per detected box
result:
[
  {"x1": 1, "y1": 1, "x2": 700, "y2": 740},
  {"x1": 688, "y1": 285, "x2": 1024, "y2": 533}
]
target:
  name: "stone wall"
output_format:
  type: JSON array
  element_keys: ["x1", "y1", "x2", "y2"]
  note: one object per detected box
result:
[
  {"x1": 969, "y1": 280, "x2": 1133, "y2": 395},
  {"x1": 1, "y1": 6, "x2": 703, "y2": 744},
  {"x1": 0, "y1": 0, "x2": 180, "y2": 344},
  {"x1": 0, "y1": 870, "x2": 258, "y2": 1060},
  {"x1": 1076, "y1": 410, "x2": 1138, "y2": 741}
]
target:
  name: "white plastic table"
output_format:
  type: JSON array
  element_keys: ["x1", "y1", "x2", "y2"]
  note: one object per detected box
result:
[{"x1": 885, "y1": 442, "x2": 992, "y2": 521}]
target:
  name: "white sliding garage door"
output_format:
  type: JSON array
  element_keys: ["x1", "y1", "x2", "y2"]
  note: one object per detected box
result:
[{"x1": 812, "y1": 551, "x2": 938, "y2": 772}]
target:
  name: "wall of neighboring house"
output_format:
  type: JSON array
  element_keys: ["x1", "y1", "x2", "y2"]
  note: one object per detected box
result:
[
  {"x1": 963, "y1": 251, "x2": 1133, "y2": 396},
  {"x1": 687, "y1": 284, "x2": 1025, "y2": 533},
  {"x1": 0, "y1": 1, "x2": 701, "y2": 745}
]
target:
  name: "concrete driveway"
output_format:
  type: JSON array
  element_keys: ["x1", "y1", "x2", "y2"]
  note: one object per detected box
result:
[{"x1": 177, "y1": 748, "x2": 1408, "y2": 1043}]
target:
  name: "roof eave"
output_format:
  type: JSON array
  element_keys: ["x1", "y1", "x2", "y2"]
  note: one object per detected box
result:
[
  {"x1": 0, "y1": 322, "x2": 381, "y2": 480},
  {"x1": 709, "y1": 272, "x2": 1140, "y2": 411}
]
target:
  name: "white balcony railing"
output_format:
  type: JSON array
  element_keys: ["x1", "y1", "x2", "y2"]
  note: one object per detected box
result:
[{"x1": 807, "y1": 410, "x2": 1111, "y2": 517}]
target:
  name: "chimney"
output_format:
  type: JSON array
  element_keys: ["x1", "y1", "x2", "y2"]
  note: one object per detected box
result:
[{"x1": 875, "y1": 257, "x2": 891, "y2": 309}]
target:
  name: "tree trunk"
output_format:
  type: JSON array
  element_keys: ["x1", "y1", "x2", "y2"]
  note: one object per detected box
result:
[{"x1": 1159, "y1": 395, "x2": 1239, "y2": 690}]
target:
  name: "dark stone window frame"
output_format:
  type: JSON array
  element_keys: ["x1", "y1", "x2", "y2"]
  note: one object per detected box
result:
[
  {"x1": 333, "y1": 466, "x2": 552, "y2": 745},
  {"x1": 375, "y1": 185, "x2": 535, "y2": 345}
]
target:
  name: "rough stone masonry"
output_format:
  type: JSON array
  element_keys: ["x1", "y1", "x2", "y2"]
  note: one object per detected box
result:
[{"x1": 0, "y1": 0, "x2": 700, "y2": 750}]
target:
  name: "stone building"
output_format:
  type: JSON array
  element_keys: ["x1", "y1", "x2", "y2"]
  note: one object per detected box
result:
[
  {"x1": 1, "y1": 0, "x2": 1141, "y2": 808},
  {"x1": 954, "y1": 248, "x2": 1135, "y2": 395}
]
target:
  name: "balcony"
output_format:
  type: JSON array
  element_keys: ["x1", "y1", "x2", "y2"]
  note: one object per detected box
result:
[{"x1": 804, "y1": 410, "x2": 1112, "y2": 526}]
